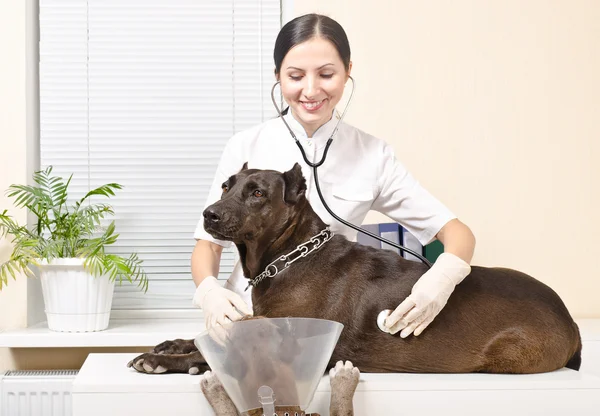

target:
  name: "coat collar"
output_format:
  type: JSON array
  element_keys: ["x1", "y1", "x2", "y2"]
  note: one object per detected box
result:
[{"x1": 282, "y1": 108, "x2": 341, "y2": 148}]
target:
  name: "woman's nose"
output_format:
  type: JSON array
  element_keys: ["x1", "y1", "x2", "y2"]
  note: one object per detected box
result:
[{"x1": 303, "y1": 75, "x2": 321, "y2": 98}]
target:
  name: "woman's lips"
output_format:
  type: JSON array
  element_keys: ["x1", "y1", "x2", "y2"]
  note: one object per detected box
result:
[{"x1": 300, "y1": 99, "x2": 326, "y2": 112}]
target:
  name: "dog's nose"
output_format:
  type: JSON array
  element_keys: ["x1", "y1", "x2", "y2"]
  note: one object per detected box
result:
[{"x1": 203, "y1": 207, "x2": 221, "y2": 223}]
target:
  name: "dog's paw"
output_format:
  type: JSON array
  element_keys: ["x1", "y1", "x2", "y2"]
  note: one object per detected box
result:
[
  {"x1": 200, "y1": 370, "x2": 222, "y2": 394},
  {"x1": 329, "y1": 360, "x2": 360, "y2": 395},
  {"x1": 127, "y1": 353, "x2": 169, "y2": 374},
  {"x1": 151, "y1": 339, "x2": 197, "y2": 355},
  {"x1": 201, "y1": 371, "x2": 239, "y2": 414},
  {"x1": 127, "y1": 351, "x2": 209, "y2": 375}
]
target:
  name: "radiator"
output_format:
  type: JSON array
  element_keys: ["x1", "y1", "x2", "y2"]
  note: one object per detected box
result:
[{"x1": 0, "y1": 370, "x2": 78, "y2": 416}]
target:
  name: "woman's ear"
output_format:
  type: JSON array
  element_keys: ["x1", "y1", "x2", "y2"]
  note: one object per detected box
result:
[
  {"x1": 274, "y1": 68, "x2": 280, "y2": 81},
  {"x1": 346, "y1": 61, "x2": 353, "y2": 81}
]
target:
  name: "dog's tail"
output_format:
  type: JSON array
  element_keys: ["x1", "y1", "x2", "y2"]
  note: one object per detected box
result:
[
  {"x1": 566, "y1": 349, "x2": 581, "y2": 371},
  {"x1": 565, "y1": 324, "x2": 582, "y2": 371}
]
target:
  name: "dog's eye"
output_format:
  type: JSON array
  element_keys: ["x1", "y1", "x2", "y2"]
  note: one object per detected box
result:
[
  {"x1": 222, "y1": 185, "x2": 228, "y2": 193},
  {"x1": 253, "y1": 190, "x2": 263, "y2": 197}
]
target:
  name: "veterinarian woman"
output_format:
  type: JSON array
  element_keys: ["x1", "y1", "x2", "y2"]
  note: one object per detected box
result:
[{"x1": 191, "y1": 13, "x2": 476, "y2": 338}]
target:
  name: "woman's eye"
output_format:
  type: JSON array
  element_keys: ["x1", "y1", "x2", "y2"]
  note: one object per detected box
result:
[
  {"x1": 321, "y1": 73, "x2": 334, "y2": 79},
  {"x1": 253, "y1": 190, "x2": 263, "y2": 197},
  {"x1": 289, "y1": 75, "x2": 302, "y2": 81}
]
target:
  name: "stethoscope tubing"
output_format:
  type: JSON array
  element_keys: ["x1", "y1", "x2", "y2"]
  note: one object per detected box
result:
[{"x1": 270, "y1": 77, "x2": 432, "y2": 267}]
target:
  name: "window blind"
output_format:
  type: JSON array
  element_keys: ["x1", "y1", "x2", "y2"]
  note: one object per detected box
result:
[{"x1": 39, "y1": 0, "x2": 281, "y2": 310}]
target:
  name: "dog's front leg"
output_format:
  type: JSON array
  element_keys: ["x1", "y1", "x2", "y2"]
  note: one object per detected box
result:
[
  {"x1": 201, "y1": 371, "x2": 239, "y2": 416},
  {"x1": 151, "y1": 338, "x2": 197, "y2": 354},
  {"x1": 329, "y1": 361, "x2": 360, "y2": 416}
]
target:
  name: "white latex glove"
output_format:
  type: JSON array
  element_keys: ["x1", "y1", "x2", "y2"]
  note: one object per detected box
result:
[
  {"x1": 193, "y1": 276, "x2": 253, "y2": 330},
  {"x1": 384, "y1": 253, "x2": 471, "y2": 337}
]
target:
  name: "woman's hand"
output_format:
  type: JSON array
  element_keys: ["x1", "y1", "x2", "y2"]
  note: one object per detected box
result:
[
  {"x1": 383, "y1": 253, "x2": 471, "y2": 337},
  {"x1": 193, "y1": 276, "x2": 252, "y2": 330}
]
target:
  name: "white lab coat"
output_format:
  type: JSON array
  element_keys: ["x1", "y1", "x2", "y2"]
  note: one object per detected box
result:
[{"x1": 194, "y1": 110, "x2": 456, "y2": 305}]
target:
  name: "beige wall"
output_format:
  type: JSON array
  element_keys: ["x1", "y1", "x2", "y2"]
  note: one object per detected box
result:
[
  {"x1": 1, "y1": 0, "x2": 29, "y2": 371},
  {"x1": 296, "y1": 1, "x2": 600, "y2": 317},
  {"x1": 1, "y1": 1, "x2": 599, "y2": 371}
]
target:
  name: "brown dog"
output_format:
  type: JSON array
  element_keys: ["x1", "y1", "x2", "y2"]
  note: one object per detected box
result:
[{"x1": 130, "y1": 163, "x2": 581, "y2": 377}]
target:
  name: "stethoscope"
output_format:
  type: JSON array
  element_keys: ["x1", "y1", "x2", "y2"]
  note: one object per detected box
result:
[{"x1": 270, "y1": 77, "x2": 432, "y2": 268}]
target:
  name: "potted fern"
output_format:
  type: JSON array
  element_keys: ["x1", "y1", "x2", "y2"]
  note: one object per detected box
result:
[{"x1": 0, "y1": 167, "x2": 148, "y2": 332}]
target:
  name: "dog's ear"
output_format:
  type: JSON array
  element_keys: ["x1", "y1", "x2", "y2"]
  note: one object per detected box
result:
[
  {"x1": 240, "y1": 162, "x2": 249, "y2": 171},
  {"x1": 282, "y1": 163, "x2": 306, "y2": 204}
]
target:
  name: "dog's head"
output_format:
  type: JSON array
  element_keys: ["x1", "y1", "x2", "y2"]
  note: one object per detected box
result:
[{"x1": 202, "y1": 163, "x2": 307, "y2": 244}]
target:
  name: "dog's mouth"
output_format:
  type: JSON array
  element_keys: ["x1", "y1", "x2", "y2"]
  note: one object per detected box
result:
[{"x1": 203, "y1": 221, "x2": 238, "y2": 241}]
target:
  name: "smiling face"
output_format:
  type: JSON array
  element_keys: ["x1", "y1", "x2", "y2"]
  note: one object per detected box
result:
[{"x1": 277, "y1": 37, "x2": 352, "y2": 137}]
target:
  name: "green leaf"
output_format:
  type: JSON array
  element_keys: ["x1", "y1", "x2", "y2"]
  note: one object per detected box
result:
[
  {"x1": 78, "y1": 183, "x2": 123, "y2": 205},
  {"x1": 0, "y1": 258, "x2": 34, "y2": 287}
]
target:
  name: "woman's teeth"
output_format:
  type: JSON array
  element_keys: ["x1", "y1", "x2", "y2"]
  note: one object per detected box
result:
[{"x1": 301, "y1": 99, "x2": 325, "y2": 110}]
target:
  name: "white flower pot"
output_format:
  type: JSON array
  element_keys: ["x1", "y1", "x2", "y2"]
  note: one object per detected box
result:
[{"x1": 38, "y1": 258, "x2": 115, "y2": 332}]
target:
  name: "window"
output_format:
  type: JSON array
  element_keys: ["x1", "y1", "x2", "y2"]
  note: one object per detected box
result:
[{"x1": 39, "y1": 0, "x2": 282, "y2": 311}]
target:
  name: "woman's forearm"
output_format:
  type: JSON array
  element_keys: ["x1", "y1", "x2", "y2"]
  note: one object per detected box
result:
[
  {"x1": 435, "y1": 218, "x2": 476, "y2": 264},
  {"x1": 191, "y1": 239, "x2": 224, "y2": 287}
]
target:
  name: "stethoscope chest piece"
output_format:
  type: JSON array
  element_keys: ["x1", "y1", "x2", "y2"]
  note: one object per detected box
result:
[{"x1": 377, "y1": 309, "x2": 392, "y2": 333}]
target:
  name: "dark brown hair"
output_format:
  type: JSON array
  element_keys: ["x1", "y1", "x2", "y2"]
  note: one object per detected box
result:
[{"x1": 273, "y1": 14, "x2": 351, "y2": 74}]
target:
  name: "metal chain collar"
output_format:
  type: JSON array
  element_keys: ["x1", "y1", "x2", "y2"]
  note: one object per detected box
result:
[{"x1": 246, "y1": 227, "x2": 334, "y2": 290}]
